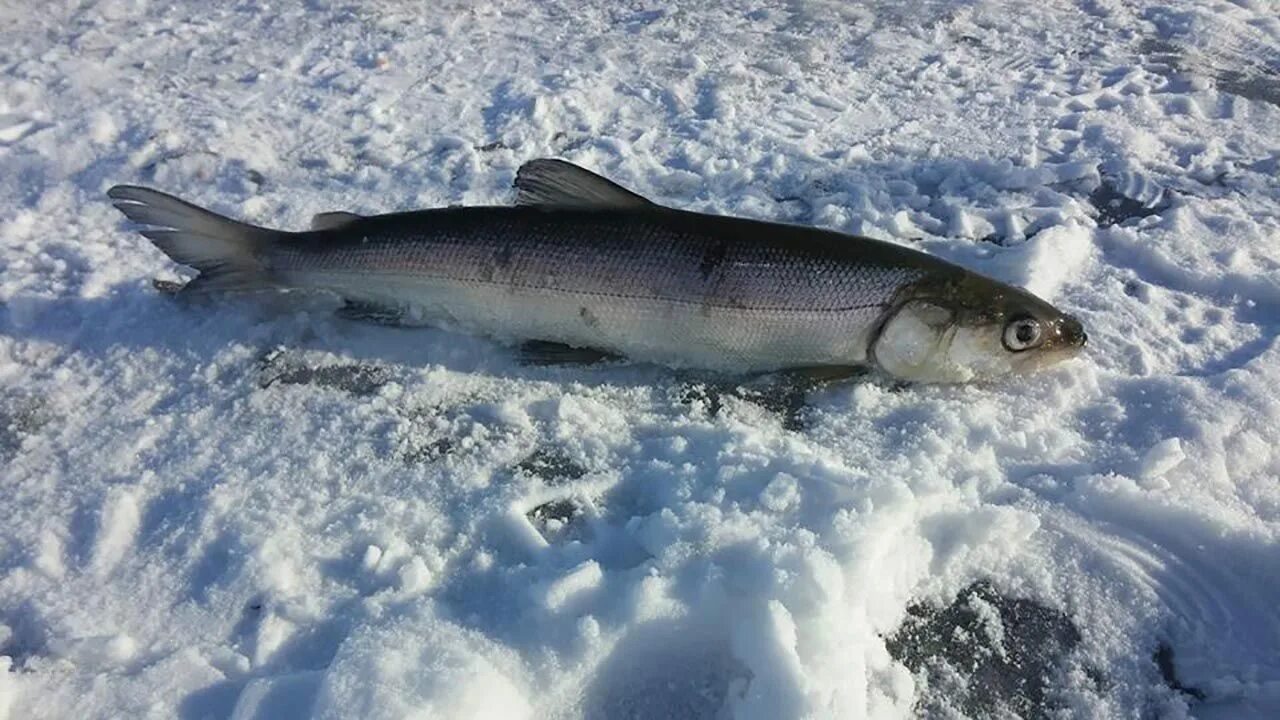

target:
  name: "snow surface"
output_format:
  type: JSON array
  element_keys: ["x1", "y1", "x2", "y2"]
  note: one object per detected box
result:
[{"x1": 2, "y1": 0, "x2": 1279, "y2": 718}]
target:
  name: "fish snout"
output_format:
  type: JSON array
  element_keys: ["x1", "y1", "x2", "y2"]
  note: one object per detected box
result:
[{"x1": 1059, "y1": 315, "x2": 1087, "y2": 348}]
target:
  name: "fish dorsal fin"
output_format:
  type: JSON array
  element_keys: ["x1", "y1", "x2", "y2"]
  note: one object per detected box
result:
[
  {"x1": 311, "y1": 211, "x2": 363, "y2": 231},
  {"x1": 514, "y1": 159, "x2": 654, "y2": 209}
]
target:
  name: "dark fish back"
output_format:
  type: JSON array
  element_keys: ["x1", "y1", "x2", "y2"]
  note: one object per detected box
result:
[{"x1": 274, "y1": 207, "x2": 944, "y2": 314}]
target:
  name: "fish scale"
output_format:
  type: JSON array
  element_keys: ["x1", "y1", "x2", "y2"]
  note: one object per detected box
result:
[{"x1": 266, "y1": 207, "x2": 929, "y2": 370}]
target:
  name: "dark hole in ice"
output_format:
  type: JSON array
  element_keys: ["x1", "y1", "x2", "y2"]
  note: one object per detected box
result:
[
  {"x1": 885, "y1": 580, "x2": 1087, "y2": 720},
  {"x1": 677, "y1": 381, "x2": 726, "y2": 419},
  {"x1": 264, "y1": 364, "x2": 390, "y2": 395},
  {"x1": 1140, "y1": 37, "x2": 1280, "y2": 108},
  {"x1": 1089, "y1": 181, "x2": 1165, "y2": 228},
  {"x1": 1155, "y1": 642, "x2": 1206, "y2": 701},
  {"x1": 678, "y1": 368, "x2": 865, "y2": 431},
  {"x1": 516, "y1": 448, "x2": 587, "y2": 484},
  {"x1": 1139, "y1": 38, "x2": 1183, "y2": 70},
  {"x1": 679, "y1": 379, "x2": 814, "y2": 430},
  {"x1": 0, "y1": 396, "x2": 46, "y2": 462},
  {"x1": 732, "y1": 381, "x2": 811, "y2": 431},
  {"x1": 1214, "y1": 68, "x2": 1280, "y2": 108},
  {"x1": 527, "y1": 498, "x2": 579, "y2": 525},
  {"x1": 258, "y1": 349, "x2": 390, "y2": 396},
  {"x1": 552, "y1": 130, "x2": 589, "y2": 153},
  {"x1": 525, "y1": 498, "x2": 591, "y2": 544},
  {"x1": 402, "y1": 437, "x2": 454, "y2": 464},
  {"x1": 681, "y1": 377, "x2": 813, "y2": 429}
]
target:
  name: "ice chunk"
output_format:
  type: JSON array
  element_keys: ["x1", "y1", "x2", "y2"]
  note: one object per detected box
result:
[
  {"x1": 90, "y1": 487, "x2": 140, "y2": 578},
  {"x1": 396, "y1": 556, "x2": 432, "y2": 596},
  {"x1": 492, "y1": 504, "x2": 550, "y2": 557},
  {"x1": 538, "y1": 560, "x2": 603, "y2": 613},
  {"x1": 360, "y1": 545, "x2": 383, "y2": 573},
  {"x1": 32, "y1": 529, "x2": 65, "y2": 579},
  {"x1": 89, "y1": 110, "x2": 117, "y2": 145},
  {"x1": 1139, "y1": 438, "x2": 1186, "y2": 479},
  {"x1": 760, "y1": 473, "x2": 800, "y2": 513}
]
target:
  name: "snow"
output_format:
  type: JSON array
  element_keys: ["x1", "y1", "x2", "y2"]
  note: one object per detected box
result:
[{"x1": 1, "y1": 0, "x2": 1279, "y2": 718}]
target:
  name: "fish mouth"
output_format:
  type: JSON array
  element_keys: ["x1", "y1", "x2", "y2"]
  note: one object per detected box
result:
[
  {"x1": 1034, "y1": 314, "x2": 1087, "y2": 356},
  {"x1": 1028, "y1": 340, "x2": 1088, "y2": 374},
  {"x1": 1015, "y1": 345, "x2": 1084, "y2": 374},
  {"x1": 1012, "y1": 316, "x2": 1088, "y2": 374}
]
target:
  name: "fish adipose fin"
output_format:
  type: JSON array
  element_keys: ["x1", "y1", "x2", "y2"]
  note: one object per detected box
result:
[
  {"x1": 310, "y1": 211, "x2": 363, "y2": 231},
  {"x1": 514, "y1": 159, "x2": 654, "y2": 209},
  {"x1": 108, "y1": 186, "x2": 277, "y2": 293}
]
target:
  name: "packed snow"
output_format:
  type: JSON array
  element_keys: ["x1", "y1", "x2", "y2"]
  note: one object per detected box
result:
[{"x1": 2, "y1": 0, "x2": 1279, "y2": 718}]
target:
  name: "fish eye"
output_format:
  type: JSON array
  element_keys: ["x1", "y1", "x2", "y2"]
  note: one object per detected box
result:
[{"x1": 1002, "y1": 317, "x2": 1043, "y2": 352}]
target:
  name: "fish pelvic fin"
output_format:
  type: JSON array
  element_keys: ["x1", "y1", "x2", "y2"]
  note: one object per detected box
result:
[
  {"x1": 514, "y1": 159, "x2": 654, "y2": 210},
  {"x1": 108, "y1": 185, "x2": 279, "y2": 293}
]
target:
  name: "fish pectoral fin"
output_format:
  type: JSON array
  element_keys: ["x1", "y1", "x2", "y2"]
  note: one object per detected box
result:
[
  {"x1": 728, "y1": 366, "x2": 868, "y2": 432},
  {"x1": 310, "y1": 211, "x2": 364, "y2": 231},
  {"x1": 513, "y1": 159, "x2": 655, "y2": 210},
  {"x1": 335, "y1": 299, "x2": 407, "y2": 326},
  {"x1": 778, "y1": 365, "x2": 871, "y2": 386},
  {"x1": 517, "y1": 340, "x2": 622, "y2": 367}
]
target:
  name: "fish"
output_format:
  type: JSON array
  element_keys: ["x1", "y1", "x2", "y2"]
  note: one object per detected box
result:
[{"x1": 107, "y1": 158, "x2": 1086, "y2": 383}]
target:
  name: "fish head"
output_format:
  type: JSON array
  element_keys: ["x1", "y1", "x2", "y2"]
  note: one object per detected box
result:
[{"x1": 871, "y1": 272, "x2": 1087, "y2": 383}]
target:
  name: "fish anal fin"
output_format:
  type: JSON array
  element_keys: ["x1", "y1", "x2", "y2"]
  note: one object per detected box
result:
[
  {"x1": 778, "y1": 365, "x2": 870, "y2": 387},
  {"x1": 513, "y1": 159, "x2": 654, "y2": 210},
  {"x1": 311, "y1": 211, "x2": 363, "y2": 231},
  {"x1": 518, "y1": 340, "x2": 622, "y2": 366},
  {"x1": 336, "y1": 299, "x2": 407, "y2": 326}
]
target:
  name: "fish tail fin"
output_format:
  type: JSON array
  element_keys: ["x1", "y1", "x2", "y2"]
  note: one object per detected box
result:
[{"x1": 107, "y1": 185, "x2": 280, "y2": 293}]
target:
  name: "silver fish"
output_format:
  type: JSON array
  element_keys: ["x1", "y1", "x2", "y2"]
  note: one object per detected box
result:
[{"x1": 108, "y1": 159, "x2": 1086, "y2": 382}]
